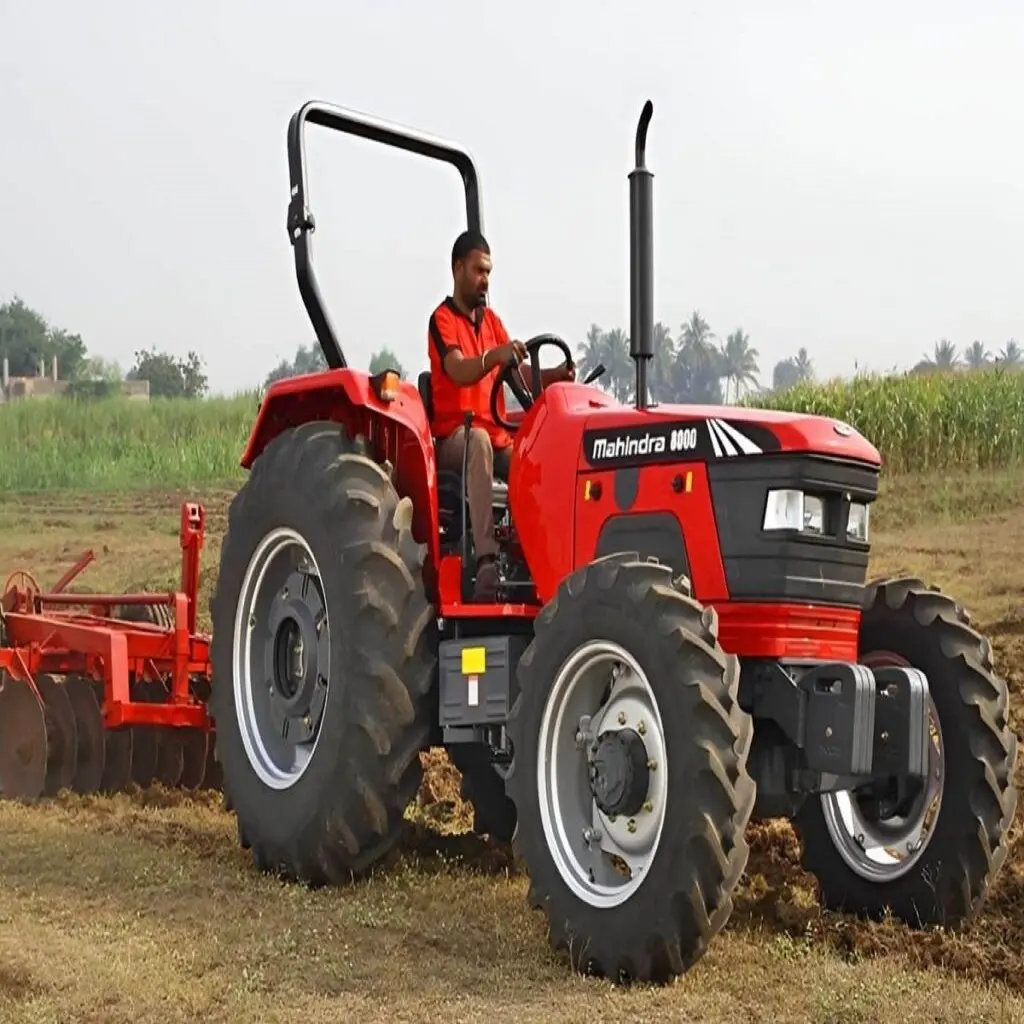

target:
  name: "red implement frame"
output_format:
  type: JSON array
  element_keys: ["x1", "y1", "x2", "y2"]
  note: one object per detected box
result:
[{"x1": 0, "y1": 502, "x2": 212, "y2": 731}]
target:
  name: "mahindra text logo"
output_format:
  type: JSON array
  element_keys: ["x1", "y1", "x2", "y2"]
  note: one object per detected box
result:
[{"x1": 591, "y1": 432, "x2": 667, "y2": 461}]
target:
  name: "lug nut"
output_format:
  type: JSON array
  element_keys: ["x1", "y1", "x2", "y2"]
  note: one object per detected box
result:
[
  {"x1": 627, "y1": 819, "x2": 637, "y2": 834},
  {"x1": 617, "y1": 711, "x2": 627, "y2": 726},
  {"x1": 637, "y1": 720, "x2": 646, "y2": 736},
  {"x1": 642, "y1": 800, "x2": 653, "y2": 813},
  {"x1": 646, "y1": 759, "x2": 658, "y2": 771},
  {"x1": 583, "y1": 827, "x2": 603, "y2": 844}
]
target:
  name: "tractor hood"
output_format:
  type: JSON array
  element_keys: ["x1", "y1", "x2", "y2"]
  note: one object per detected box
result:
[{"x1": 565, "y1": 389, "x2": 881, "y2": 471}]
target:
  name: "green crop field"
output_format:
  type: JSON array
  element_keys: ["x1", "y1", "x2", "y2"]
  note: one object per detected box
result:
[{"x1": 0, "y1": 368, "x2": 1020, "y2": 491}]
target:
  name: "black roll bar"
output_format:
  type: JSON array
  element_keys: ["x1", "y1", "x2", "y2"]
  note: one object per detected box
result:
[{"x1": 285, "y1": 101, "x2": 485, "y2": 370}]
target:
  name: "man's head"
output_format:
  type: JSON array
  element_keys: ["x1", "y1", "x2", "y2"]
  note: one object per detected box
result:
[{"x1": 451, "y1": 229, "x2": 492, "y2": 311}]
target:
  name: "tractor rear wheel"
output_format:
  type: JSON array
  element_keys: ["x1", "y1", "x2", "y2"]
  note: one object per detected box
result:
[
  {"x1": 209, "y1": 421, "x2": 437, "y2": 885},
  {"x1": 793, "y1": 575, "x2": 1018, "y2": 926},
  {"x1": 505, "y1": 553, "x2": 755, "y2": 983}
]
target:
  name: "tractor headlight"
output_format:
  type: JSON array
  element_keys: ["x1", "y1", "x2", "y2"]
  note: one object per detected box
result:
[
  {"x1": 847, "y1": 501, "x2": 870, "y2": 543},
  {"x1": 762, "y1": 489, "x2": 826, "y2": 536}
]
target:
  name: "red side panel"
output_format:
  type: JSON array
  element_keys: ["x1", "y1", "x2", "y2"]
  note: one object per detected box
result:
[
  {"x1": 715, "y1": 603, "x2": 861, "y2": 662},
  {"x1": 241, "y1": 369, "x2": 441, "y2": 567},
  {"x1": 572, "y1": 462, "x2": 729, "y2": 602},
  {"x1": 507, "y1": 391, "x2": 593, "y2": 602}
]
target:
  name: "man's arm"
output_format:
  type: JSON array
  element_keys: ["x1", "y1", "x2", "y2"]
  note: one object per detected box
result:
[
  {"x1": 489, "y1": 313, "x2": 573, "y2": 391},
  {"x1": 430, "y1": 307, "x2": 509, "y2": 385},
  {"x1": 430, "y1": 307, "x2": 524, "y2": 385}
]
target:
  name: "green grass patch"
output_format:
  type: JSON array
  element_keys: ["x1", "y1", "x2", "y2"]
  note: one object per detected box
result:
[
  {"x1": 0, "y1": 394, "x2": 255, "y2": 491},
  {"x1": 3, "y1": 368, "x2": 1024, "y2": 491},
  {"x1": 749, "y1": 368, "x2": 1024, "y2": 475}
]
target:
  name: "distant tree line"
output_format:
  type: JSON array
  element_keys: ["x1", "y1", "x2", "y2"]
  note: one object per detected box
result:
[
  {"x1": 4, "y1": 294, "x2": 1020, "y2": 404},
  {"x1": 0, "y1": 296, "x2": 208, "y2": 399},
  {"x1": 911, "y1": 339, "x2": 1022, "y2": 374}
]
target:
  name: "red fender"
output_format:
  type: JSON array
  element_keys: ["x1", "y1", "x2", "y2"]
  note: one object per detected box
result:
[{"x1": 241, "y1": 369, "x2": 442, "y2": 570}]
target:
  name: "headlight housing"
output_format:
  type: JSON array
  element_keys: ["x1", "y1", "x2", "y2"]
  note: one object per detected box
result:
[
  {"x1": 847, "y1": 501, "x2": 870, "y2": 543},
  {"x1": 762, "y1": 488, "x2": 869, "y2": 542}
]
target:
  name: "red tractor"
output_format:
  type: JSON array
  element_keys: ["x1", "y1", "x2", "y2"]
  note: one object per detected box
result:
[{"x1": 209, "y1": 99, "x2": 1018, "y2": 982}]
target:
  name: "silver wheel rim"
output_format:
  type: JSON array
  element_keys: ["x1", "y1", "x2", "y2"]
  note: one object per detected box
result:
[
  {"x1": 819, "y1": 652, "x2": 945, "y2": 882},
  {"x1": 537, "y1": 640, "x2": 668, "y2": 909},
  {"x1": 232, "y1": 527, "x2": 330, "y2": 790}
]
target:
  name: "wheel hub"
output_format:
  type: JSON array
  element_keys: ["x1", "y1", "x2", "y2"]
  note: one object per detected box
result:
[
  {"x1": 264, "y1": 571, "x2": 327, "y2": 745},
  {"x1": 590, "y1": 728, "x2": 650, "y2": 817},
  {"x1": 233, "y1": 527, "x2": 331, "y2": 789},
  {"x1": 537, "y1": 640, "x2": 669, "y2": 909}
]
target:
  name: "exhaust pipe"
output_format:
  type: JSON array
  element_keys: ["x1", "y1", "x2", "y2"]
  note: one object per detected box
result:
[{"x1": 629, "y1": 100, "x2": 655, "y2": 411}]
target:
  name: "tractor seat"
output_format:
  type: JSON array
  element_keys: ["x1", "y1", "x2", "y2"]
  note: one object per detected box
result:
[{"x1": 417, "y1": 370, "x2": 509, "y2": 509}]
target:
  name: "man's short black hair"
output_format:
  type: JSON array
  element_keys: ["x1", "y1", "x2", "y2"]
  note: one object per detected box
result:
[{"x1": 451, "y1": 228, "x2": 490, "y2": 267}]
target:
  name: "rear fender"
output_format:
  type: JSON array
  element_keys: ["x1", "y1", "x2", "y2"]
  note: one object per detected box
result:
[{"x1": 242, "y1": 368, "x2": 441, "y2": 567}]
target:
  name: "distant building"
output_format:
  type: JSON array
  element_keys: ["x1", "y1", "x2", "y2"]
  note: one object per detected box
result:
[{"x1": 0, "y1": 355, "x2": 150, "y2": 402}]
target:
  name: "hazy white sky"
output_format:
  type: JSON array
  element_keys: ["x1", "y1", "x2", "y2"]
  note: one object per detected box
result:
[{"x1": 2, "y1": 1, "x2": 1022, "y2": 394}]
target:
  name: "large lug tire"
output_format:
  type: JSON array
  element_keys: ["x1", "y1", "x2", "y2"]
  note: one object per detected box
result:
[
  {"x1": 209, "y1": 422, "x2": 438, "y2": 885},
  {"x1": 793, "y1": 575, "x2": 1019, "y2": 927},
  {"x1": 505, "y1": 553, "x2": 756, "y2": 983}
]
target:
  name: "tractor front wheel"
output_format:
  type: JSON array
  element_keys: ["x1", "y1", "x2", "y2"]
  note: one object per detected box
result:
[
  {"x1": 505, "y1": 553, "x2": 755, "y2": 983},
  {"x1": 793, "y1": 575, "x2": 1018, "y2": 926},
  {"x1": 209, "y1": 422, "x2": 437, "y2": 885}
]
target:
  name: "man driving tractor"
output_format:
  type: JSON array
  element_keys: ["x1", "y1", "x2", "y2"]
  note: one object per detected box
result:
[{"x1": 427, "y1": 229, "x2": 574, "y2": 600}]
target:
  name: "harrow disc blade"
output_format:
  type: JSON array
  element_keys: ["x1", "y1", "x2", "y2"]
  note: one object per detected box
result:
[
  {"x1": 130, "y1": 727, "x2": 159, "y2": 787},
  {"x1": 64, "y1": 676, "x2": 106, "y2": 794},
  {"x1": 201, "y1": 739, "x2": 223, "y2": 792},
  {"x1": 89, "y1": 680, "x2": 134, "y2": 794},
  {"x1": 154, "y1": 728, "x2": 184, "y2": 788},
  {"x1": 0, "y1": 672, "x2": 49, "y2": 801},
  {"x1": 35, "y1": 673, "x2": 79, "y2": 796},
  {"x1": 130, "y1": 679, "x2": 165, "y2": 788},
  {"x1": 101, "y1": 727, "x2": 134, "y2": 793},
  {"x1": 179, "y1": 729, "x2": 209, "y2": 790}
]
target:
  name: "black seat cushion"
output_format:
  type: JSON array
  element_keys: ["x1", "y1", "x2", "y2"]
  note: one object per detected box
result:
[{"x1": 417, "y1": 370, "x2": 434, "y2": 422}]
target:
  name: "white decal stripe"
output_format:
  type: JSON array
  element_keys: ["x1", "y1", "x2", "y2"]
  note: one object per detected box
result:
[
  {"x1": 709, "y1": 419, "x2": 739, "y2": 457},
  {"x1": 706, "y1": 420, "x2": 724, "y2": 457},
  {"x1": 714, "y1": 418, "x2": 764, "y2": 455}
]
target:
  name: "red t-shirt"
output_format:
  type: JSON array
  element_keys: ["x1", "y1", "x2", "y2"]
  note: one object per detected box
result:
[{"x1": 427, "y1": 297, "x2": 512, "y2": 448}]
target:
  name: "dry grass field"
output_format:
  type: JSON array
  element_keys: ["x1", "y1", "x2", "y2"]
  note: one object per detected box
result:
[{"x1": 3, "y1": 469, "x2": 1024, "y2": 1022}]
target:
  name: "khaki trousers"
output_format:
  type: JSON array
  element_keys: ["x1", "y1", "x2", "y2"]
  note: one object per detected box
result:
[{"x1": 436, "y1": 427, "x2": 511, "y2": 560}]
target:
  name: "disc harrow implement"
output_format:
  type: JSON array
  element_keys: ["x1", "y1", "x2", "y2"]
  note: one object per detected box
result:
[{"x1": 0, "y1": 502, "x2": 218, "y2": 802}]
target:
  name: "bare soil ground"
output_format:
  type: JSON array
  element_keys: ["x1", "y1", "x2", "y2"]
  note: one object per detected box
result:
[{"x1": 3, "y1": 470, "x2": 1024, "y2": 1022}]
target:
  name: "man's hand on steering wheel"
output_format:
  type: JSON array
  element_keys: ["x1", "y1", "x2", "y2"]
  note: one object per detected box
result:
[
  {"x1": 488, "y1": 333, "x2": 576, "y2": 432},
  {"x1": 488, "y1": 340, "x2": 527, "y2": 369}
]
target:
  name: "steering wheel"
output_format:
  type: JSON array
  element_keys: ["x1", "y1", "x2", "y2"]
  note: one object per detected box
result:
[{"x1": 489, "y1": 333, "x2": 575, "y2": 433}]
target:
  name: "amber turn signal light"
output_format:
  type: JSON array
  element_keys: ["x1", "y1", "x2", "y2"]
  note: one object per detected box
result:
[{"x1": 371, "y1": 369, "x2": 401, "y2": 402}]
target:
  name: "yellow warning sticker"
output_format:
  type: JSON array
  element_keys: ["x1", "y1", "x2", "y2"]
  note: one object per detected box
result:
[{"x1": 461, "y1": 646, "x2": 486, "y2": 675}]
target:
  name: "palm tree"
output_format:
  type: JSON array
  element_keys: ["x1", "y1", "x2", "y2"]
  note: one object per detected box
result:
[
  {"x1": 997, "y1": 340, "x2": 1022, "y2": 369},
  {"x1": 720, "y1": 329, "x2": 760, "y2": 402},
  {"x1": 648, "y1": 321, "x2": 677, "y2": 403},
  {"x1": 793, "y1": 347, "x2": 813, "y2": 382},
  {"x1": 576, "y1": 323, "x2": 608, "y2": 385},
  {"x1": 679, "y1": 310, "x2": 715, "y2": 352},
  {"x1": 674, "y1": 312, "x2": 726, "y2": 403},
  {"x1": 576, "y1": 324, "x2": 633, "y2": 402},
  {"x1": 964, "y1": 341, "x2": 989, "y2": 370},
  {"x1": 933, "y1": 339, "x2": 960, "y2": 370}
]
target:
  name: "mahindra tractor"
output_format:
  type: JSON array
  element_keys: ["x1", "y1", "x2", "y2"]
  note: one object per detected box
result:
[{"x1": 208, "y1": 98, "x2": 1018, "y2": 983}]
